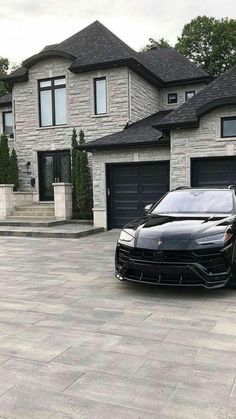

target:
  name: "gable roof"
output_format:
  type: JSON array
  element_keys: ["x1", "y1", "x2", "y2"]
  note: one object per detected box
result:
[
  {"x1": 154, "y1": 65, "x2": 236, "y2": 131},
  {"x1": 4, "y1": 21, "x2": 211, "y2": 87},
  {"x1": 81, "y1": 110, "x2": 171, "y2": 151},
  {"x1": 0, "y1": 93, "x2": 12, "y2": 107}
]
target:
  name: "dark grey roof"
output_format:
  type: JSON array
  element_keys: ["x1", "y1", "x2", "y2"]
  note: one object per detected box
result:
[
  {"x1": 81, "y1": 111, "x2": 171, "y2": 151},
  {"x1": 0, "y1": 93, "x2": 12, "y2": 107},
  {"x1": 3, "y1": 66, "x2": 28, "y2": 83},
  {"x1": 154, "y1": 65, "x2": 236, "y2": 131},
  {"x1": 4, "y1": 21, "x2": 210, "y2": 87},
  {"x1": 139, "y1": 48, "x2": 210, "y2": 84}
]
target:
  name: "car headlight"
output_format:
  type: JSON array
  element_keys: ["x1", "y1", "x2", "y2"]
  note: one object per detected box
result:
[
  {"x1": 119, "y1": 230, "x2": 134, "y2": 243},
  {"x1": 196, "y1": 232, "x2": 232, "y2": 245}
]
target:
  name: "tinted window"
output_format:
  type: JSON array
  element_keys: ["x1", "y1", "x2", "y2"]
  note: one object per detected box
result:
[
  {"x1": 168, "y1": 93, "x2": 177, "y2": 104},
  {"x1": 152, "y1": 190, "x2": 234, "y2": 214},
  {"x1": 221, "y1": 117, "x2": 236, "y2": 138},
  {"x1": 39, "y1": 77, "x2": 66, "y2": 127},
  {"x1": 94, "y1": 77, "x2": 107, "y2": 114},
  {"x1": 3, "y1": 112, "x2": 13, "y2": 135}
]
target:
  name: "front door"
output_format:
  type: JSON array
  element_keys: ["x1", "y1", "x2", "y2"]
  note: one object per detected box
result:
[{"x1": 38, "y1": 151, "x2": 71, "y2": 201}]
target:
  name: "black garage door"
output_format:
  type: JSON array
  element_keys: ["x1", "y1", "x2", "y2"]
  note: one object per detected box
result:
[
  {"x1": 192, "y1": 157, "x2": 236, "y2": 187},
  {"x1": 107, "y1": 162, "x2": 169, "y2": 229}
]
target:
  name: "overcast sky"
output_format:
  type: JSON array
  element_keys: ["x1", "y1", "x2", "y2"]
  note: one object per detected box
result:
[{"x1": 0, "y1": 0, "x2": 235, "y2": 65}]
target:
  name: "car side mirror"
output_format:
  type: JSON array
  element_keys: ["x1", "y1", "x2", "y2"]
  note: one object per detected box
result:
[{"x1": 144, "y1": 204, "x2": 153, "y2": 214}]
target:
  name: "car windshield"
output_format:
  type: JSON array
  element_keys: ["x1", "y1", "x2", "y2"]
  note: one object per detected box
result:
[{"x1": 151, "y1": 190, "x2": 234, "y2": 215}]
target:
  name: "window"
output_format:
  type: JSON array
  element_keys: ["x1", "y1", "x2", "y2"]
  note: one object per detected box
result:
[
  {"x1": 38, "y1": 77, "x2": 66, "y2": 127},
  {"x1": 3, "y1": 111, "x2": 13, "y2": 135},
  {"x1": 185, "y1": 91, "x2": 195, "y2": 101},
  {"x1": 168, "y1": 93, "x2": 177, "y2": 104},
  {"x1": 94, "y1": 77, "x2": 107, "y2": 115},
  {"x1": 221, "y1": 117, "x2": 236, "y2": 138}
]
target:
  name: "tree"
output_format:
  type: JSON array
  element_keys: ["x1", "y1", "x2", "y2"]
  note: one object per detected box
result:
[
  {"x1": 71, "y1": 128, "x2": 78, "y2": 210},
  {"x1": 0, "y1": 135, "x2": 10, "y2": 183},
  {"x1": 0, "y1": 57, "x2": 9, "y2": 96},
  {"x1": 141, "y1": 37, "x2": 171, "y2": 51},
  {"x1": 176, "y1": 16, "x2": 236, "y2": 77},
  {"x1": 74, "y1": 130, "x2": 93, "y2": 219},
  {"x1": 9, "y1": 149, "x2": 19, "y2": 191}
]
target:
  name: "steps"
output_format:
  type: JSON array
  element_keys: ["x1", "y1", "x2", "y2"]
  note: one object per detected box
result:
[{"x1": 8, "y1": 204, "x2": 55, "y2": 220}]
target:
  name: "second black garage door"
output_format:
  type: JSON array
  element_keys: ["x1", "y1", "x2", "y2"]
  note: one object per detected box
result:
[
  {"x1": 192, "y1": 157, "x2": 236, "y2": 187},
  {"x1": 107, "y1": 162, "x2": 169, "y2": 229}
]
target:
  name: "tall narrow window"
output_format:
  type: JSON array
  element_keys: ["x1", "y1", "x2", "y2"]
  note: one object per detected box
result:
[
  {"x1": 39, "y1": 77, "x2": 66, "y2": 127},
  {"x1": 3, "y1": 111, "x2": 13, "y2": 135},
  {"x1": 94, "y1": 77, "x2": 107, "y2": 115}
]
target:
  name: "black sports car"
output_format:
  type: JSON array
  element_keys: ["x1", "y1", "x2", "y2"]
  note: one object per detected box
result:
[{"x1": 115, "y1": 187, "x2": 236, "y2": 289}]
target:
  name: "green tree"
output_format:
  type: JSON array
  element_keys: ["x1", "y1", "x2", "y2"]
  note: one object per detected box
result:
[
  {"x1": 141, "y1": 37, "x2": 171, "y2": 51},
  {"x1": 0, "y1": 57, "x2": 9, "y2": 96},
  {"x1": 175, "y1": 16, "x2": 236, "y2": 77},
  {"x1": 9, "y1": 148, "x2": 19, "y2": 191},
  {"x1": 71, "y1": 128, "x2": 78, "y2": 210},
  {"x1": 0, "y1": 135, "x2": 10, "y2": 183},
  {"x1": 75, "y1": 130, "x2": 93, "y2": 219}
]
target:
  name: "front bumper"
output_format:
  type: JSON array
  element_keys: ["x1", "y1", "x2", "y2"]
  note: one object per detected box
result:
[{"x1": 115, "y1": 244, "x2": 232, "y2": 289}]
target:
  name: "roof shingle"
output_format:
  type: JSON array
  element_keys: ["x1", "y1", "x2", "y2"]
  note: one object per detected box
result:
[
  {"x1": 81, "y1": 111, "x2": 171, "y2": 151},
  {"x1": 154, "y1": 65, "x2": 236, "y2": 130}
]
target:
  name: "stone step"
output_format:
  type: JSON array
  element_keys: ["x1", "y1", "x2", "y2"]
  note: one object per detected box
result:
[
  {"x1": 12, "y1": 210, "x2": 55, "y2": 217},
  {"x1": 0, "y1": 219, "x2": 66, "y2": 227},
  {"x1": 7, "y1": 215, "x2": 55, "y2": 220},
  {"x1": 15, "y1": 205, "x2": 54, "y2": 211},
  {"x1": 0, "y1": 225, "x2": 104, "y2": 239}
]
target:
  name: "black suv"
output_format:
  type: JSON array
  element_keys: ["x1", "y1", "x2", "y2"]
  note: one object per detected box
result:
[{"x1": 115, "y1": 187, "x2": 236, "y2": 289}]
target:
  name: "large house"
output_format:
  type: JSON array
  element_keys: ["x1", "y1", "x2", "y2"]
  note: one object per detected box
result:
[{"x1": 1, "y1": 20, "x2": 235, "y2": 229}]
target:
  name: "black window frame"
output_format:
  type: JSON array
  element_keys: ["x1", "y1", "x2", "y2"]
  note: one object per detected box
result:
[
  {"x1": 2, "y1": 111, "x2": 13, "y2": 136},
  {"x1": 38, "y1": 76, "x2": 66, "y2": 127},
  {"x1": 185, "y1": 90, "x2": 195, "y2": 101},
  {"x1": 94, "y1": 77, "x2": 107, "y2": 115},
  {"x1": 221, "y1": 116, "x2": 236, "y2": 138},
  {"x1": 168, "y1": 93, "x2": 177, "y2": 104}
]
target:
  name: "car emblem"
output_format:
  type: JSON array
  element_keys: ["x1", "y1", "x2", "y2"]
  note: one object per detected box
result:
[{"x1": 156, "y1": 240, "x2": 162, "y2": 247}]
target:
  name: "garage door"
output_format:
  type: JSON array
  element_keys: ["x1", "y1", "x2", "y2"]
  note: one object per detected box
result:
[
  {"x1": 192, "y1": 157, "x2": 236, "y2": 187},
  {"x1": 107, "y1": 162, "x2": 169, "y2": 229}
]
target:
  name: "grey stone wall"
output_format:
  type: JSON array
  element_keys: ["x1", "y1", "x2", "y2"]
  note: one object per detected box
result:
[
  {"x1": 170, "y1": 105, "x2": 236, "y2": 189},
  {"x1": 92, "y1": 146, "x2": 170, "y2": 228},
  {"x1": 130, "y1": 71, "x2": 160, "y2": 122},
  {"x1": 13, "y1": 58, "x2": 131, "y2": 193},
  {"x1": 159, "y1": 83, "x2": 207, "y2": 110}
]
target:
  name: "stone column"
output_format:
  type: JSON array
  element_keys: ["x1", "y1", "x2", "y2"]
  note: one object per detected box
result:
[
  {"x1": 52, "y1": 183, "x2": 72, "y2": 220},
  {"x1": 0, "y1": 184, "x2": 14, "y2": 220}
]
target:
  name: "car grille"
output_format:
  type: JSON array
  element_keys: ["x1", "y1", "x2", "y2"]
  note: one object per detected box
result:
[{"x1": 117, "y1": 245, "x2": 227, "y2": 275}]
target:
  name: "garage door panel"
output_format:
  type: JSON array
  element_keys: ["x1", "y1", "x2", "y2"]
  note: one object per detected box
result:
[
  {"x1": 108, "y1": 162, "x2": 169, "y2": 228},
  {"x1": 192, "y1": 157, "x2": 236, "y2": 188}
]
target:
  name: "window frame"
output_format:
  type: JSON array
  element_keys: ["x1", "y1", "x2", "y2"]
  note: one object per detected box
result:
[
  {"x1": 38, "y1": 76, "x2": 66, "y2": 127},
  {"x1": 185, "y1": 90, "x2": 195, "y2": 101},
  {"x1": 221, "y1": 116, "x2": 236, "y2": 138},
  {"x1": 94, "y1": 77, "x2": 107, "y2": 115},
  {"x1": 168, "y1": 93, "x2": 177, "y2": 104},
  {"x1": 2, "y1": 111, "x2": 13, "y2": 136}
]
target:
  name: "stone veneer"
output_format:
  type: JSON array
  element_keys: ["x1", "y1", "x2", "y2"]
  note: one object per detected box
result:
[
  {"x1": 130, "y1": 71, "x2": 160, "y2": 122},
  {"x1": 170, "y1": 105, "x2": 236, "y2": 189},
  {"x1": 13, "y1": 58, "x2": 131, "y2": 195},
  {"x1": 92, "y1": 146, "x2": 170, "y2": 228}
]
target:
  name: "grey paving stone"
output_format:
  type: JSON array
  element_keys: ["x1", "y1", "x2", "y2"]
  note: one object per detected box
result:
[{"x1": 65, "y1": 371, "x2": 175, "y2": 413}]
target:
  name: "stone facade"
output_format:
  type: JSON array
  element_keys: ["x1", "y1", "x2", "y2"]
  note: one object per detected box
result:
[
  {"x1": 92, "y1": 146, "x2": 170, "y2": 228},
  {"x1": 170, "y1": 105, "x2": 236, "y2": 189},
  {"x1": 13, "y1": 58, "x2": 131, "y2": 195},
  {"x1": 159, "y1": 83, "x2": 207, "y2": 110},
  {"x1": 130, "y1": 71, "x2": 160, "y2": 122}
]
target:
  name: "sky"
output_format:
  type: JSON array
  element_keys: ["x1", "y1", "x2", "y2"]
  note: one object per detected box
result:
[{"x1": 0, "y1": 0, "x2": 235, "y2": 65}]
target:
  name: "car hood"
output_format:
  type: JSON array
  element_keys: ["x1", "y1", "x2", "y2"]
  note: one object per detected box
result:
[{"x1": 124, "y1": 214, "x2": 233, "y2": 250}]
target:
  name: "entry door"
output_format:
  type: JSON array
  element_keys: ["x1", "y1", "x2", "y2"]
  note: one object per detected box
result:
[
  {"x1": 107, "y1": 162, "x2": 170, "y2": 229},
  {"x1": 38, "y1": 151, "x2": 71, "y2": 201}
]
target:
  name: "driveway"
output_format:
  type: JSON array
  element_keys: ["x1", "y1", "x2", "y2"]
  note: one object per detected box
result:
[{"x1": 0, "y1": 231, "x2": 235, "y2": 418}]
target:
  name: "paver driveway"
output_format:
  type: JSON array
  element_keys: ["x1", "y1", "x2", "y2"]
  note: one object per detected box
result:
[{"x1": 0, "y1": 231, "x2": 236, "y2": 418}]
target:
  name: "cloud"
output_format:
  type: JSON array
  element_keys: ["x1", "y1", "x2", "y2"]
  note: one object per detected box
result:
[{"x1": 0, "y1": 0, "x2": 235, "y2": 62}]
